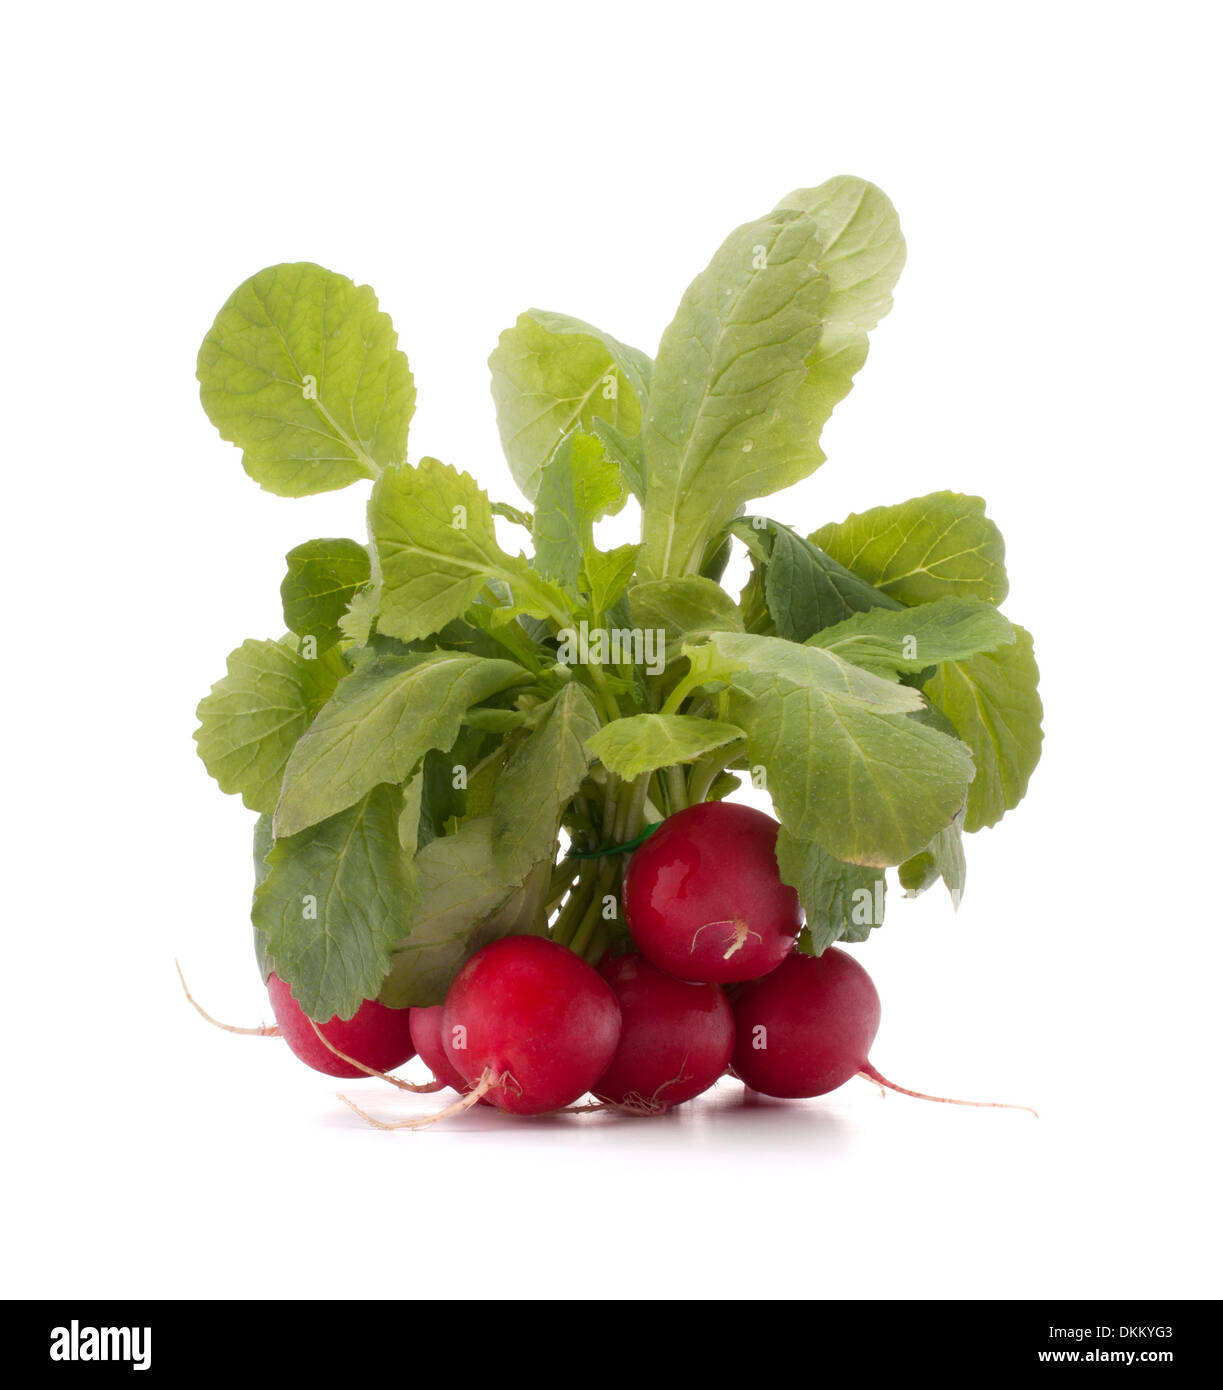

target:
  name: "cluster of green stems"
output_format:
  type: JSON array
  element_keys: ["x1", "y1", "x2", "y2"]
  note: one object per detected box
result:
[{"x1": 476, "y1": 580, "x2": 744, "y2": 965}]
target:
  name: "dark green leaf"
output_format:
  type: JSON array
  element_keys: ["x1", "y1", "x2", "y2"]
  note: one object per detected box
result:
[
  {"x1": 253, "y1": 785, "x2": 417, "y2": 1021},
  {"x1": 492, "y1": 683, "x2": 601, "y2": 876},
  {"x1": 777, "y1": 827, "x2": 887, "y2": 953}
]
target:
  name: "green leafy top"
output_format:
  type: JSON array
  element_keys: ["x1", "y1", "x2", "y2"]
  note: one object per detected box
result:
[{"x1": 194, "y1": 176, "x2": 1042, "y2": 1020}]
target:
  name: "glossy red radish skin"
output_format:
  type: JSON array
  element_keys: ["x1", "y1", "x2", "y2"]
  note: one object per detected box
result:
[
  {"x1": 441, "y1": 936, "x2": 621, "y2": 1115},
  {"x1": 732, "y1": 949, "x2": 1037, "y2": 1116},
  {"x1": 732, "y1": 948, "x2": 879, "y2": 1098},
  {"x1": 267, "y1": 972, "x2": 416, "y2": 1080},
  {"x1": 411, "y1": 1004, "x2": 494, "y2": 1104},
  {"x1": 623, "y1": 802, "x2": 801, "y2": 983},
  {"x1": 595, "y1": 955, "x2": 734, "y2": 1111},
  {"x1": 409, "y1": 1006, "x2": 470, "y2": 1093}
]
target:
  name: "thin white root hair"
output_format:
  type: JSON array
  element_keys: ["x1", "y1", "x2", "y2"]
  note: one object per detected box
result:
[
  {"x1": 338, "y1": 1068, "x2": 505, "y2": 1130},
  {"x1": 175, "y1": 960, "x2": 280, "y2": 1037},
  {"x1": 307, "y1": 1019, "x2": 445, "y2": 1093},
  {"x1": 592, "y1": 1053, "x2": 694, "y2": 1116},
  {"x1": 690, "y1": 918, "x2": 762, "y2": 961}
]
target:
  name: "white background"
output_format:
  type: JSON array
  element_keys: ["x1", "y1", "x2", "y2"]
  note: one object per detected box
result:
[{"x1": 4, "y1": 1, "x2": 1220, "y2": 1301}]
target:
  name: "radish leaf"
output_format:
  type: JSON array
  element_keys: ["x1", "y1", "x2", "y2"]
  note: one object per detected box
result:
[
  {"x1": 583, "y1": 543, "x2": 639, "y2": 615},
  {"x1": 708, "y1": 632, "x2": 974, "y2": 866},
  {"x1": 586, "y1": 714, "x2": 744, "y2": 780},
  {"x1": 899, "y1": 813, "x2": 967, "y2": 906},
  {"x1": 194, "y1": 638, "x2": 344, "y2": 814},
  {"x1": 639, "y1": 208, "x2": 829, "y2": 581},
  {"x1": 629, "y1": 577, "x2": 744, "y2": 638},
  {"x1": 280, "y1": 538, "x2": 371, "y2": 651},
  {"x1": 641, "y1": 177, "x2": 904, "y2": 582},
  {"x1": 732, "y1": 519, "x2": 903, "y2": 640},
  {"x1": 489, "y1": 309, "x2": 652, "y2": 502},
  {"x1": 197, "y1": 263, "x2": 414, "y2": 497},
  {"x1": 253, "y1": 784, "x2": 417, "y2": 1021},
  {"x1": 531, "y1": 427, "x2": 624, "y2": 588},
  {"x1": 492, "y1": 682, "x2": 601, "y2": 876},
  {"x1": 370, "y1": 457, "x2": 570, "y2": 641},
  {"x1": 923, "y1": 626, "x2": 1043, "y2": 831},
  {"x1": 776, "y1": 827, "x2": 888, "y2": 954},
  {"x1": 274, "y1": 650, "x2": 530, "y2": 838},
  {"x1": 379, "y1": 817, "x2": 541, "y2": 1007},
  {"x1": 809, "y1": 596, "x2": 1015, "y2": 678},
  {"x1": 811, "y1": 492, "x2": 1009, "y2": 607}
]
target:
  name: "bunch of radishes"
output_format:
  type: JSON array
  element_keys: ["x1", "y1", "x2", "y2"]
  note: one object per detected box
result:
[
  {"x1": 190, "y1": 185, "x2": 1045, "y2": 1129},
  {"x1": 254, "y1": 801, "x2": 1027, "y2": 1125}
]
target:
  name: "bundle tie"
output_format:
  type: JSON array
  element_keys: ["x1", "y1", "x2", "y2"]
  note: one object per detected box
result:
[{"x1": 565, "y1": 822, "x2": 662, "y2": 860}]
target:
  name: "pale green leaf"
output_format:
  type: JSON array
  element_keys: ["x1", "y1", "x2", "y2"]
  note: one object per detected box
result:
[
  {"x1": 751, "y1": 179, "x2": 905, "y2": 489},
  {"x1": 775, "y1": 176, "x2": 906, "y2": 332},
  {"x1": 370, "y1": 457, "x2": 570, "y2": 641},
  {"x1": 923, "y1": 625, "x2": 1043, "y2": 831},
  {"x1": 197, "y1": 262, "x2": 415, "y2": 496},
  {"x1": 676, "y1": 638, "x2": 750, "y2": 692},
  {"x1": 629, "y1": 577, "x2": 744, "y2": 640},
  {"x1": 397, "y1": 772, "x2": 425, "y2": 852},
  {"x1": 810, "y1": 492, "x2": 1009, "y2": 607},
  {"x1": 253, "y1": 813, "x2": 274, "y2": 890},
  {"x1": 584, "y1": 543, "x2": 639, "y2": 615},
  {"x1": 591, "y1": 416, "x2": 645, "y2": 499},
  {"x1": 809, "y1": 596, "x2": 1015, "y2": 678},
  {"x1": 338, "y1": 583, "x2": 379, "y2": 647},
  {"x1": 639, "y1": 208, "x2": 830, "y2": 581},
  {"x1": 252, "y1": 784, "x2": 417, "y2": 1021},
  {"x1": 274, "y1": 649, "x2": 529, "y2": 838},
  {"x1": 491, "y1": 500, "x2": 533, "y2": 530},
  {"x1": 489, "y1": 309, "x2": 652, "y2": 501},
  {"x1": 532, "y1": 427, "x2": 624, "y2": 587},
  {"x1": 707, "y1": 771, "x2": 742, "y2": 802},
  {"x1": 586, "y1": 714, "x2": 744, "y2": 780},
  {"x1": 737, "y1": 563, "x2": 771, "y2": 634},
  {"x1": 194, "y1": 638, "x2": 344, "y2": 814}
]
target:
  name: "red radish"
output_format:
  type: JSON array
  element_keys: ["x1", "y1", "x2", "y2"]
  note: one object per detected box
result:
[
  {"x1": 732, "y1": 949, "x2": 1036, "y2": 1115},
  {"x1": 622, "y1": 802, "x2": 801, "y2": 983},
  {"x1": 410, "y1": 1004, "x2": 482, "y2": 1097},
  {"x1": 409, "y1": 1005, "x2": 466, "y2": 1091},
  {"x1": 441, "y1": 936, "x2": 621, "y2": 1115},
  {"x1": 732, "y1": 949, "x2": 879, "y2": 1098},
  {"x1": 594, "y1": 955, "x2": 734, "y2": 1111},
  {"x1": 267, "y1": 972, "x2": 415, "y2": 1080}
]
